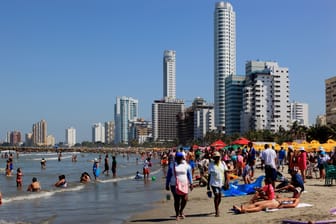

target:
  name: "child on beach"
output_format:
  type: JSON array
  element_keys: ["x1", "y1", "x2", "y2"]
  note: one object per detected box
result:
[{"x1": 16, "y1": 168, "x2": 23, "y2": 188}]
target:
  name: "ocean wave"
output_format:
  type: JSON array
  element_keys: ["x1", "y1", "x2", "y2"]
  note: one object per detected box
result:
[
  {"x1": 2, "y1": 185, "x2": 85, "y2": 204},
  {"x1": 31, "y1": 155, "x2": 72, "y2": 161},
  {"x1": 97, "y1": 168, "x2": 161, "y2": 183}
]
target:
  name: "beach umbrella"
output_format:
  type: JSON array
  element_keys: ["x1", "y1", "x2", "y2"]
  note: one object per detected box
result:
[
  {"x1": 232, "y1": 137, "x2": 250, "y2": 145},
  {"x1": 273, "y1": 143, "x2": 281, "y2": 150},
  {"x1": 211, "y1": 139, "x2": 227, "y2": 150},
  {"x1": 192, "y1": 144, "x2": 199, "y2": 150}
]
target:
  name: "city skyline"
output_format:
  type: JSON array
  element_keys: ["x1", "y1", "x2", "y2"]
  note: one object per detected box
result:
[{"x1": 0, "y1": 1, "x2": 335, "y2": 142}]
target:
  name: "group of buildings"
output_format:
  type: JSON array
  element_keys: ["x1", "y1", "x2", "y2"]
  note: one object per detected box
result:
[{"x1": 4, "y1": 2, "x2": 335, "y2": 147}]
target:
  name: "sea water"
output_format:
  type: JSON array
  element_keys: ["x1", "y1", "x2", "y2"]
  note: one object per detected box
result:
[{"x1": 0, "y1": 151, "x2": 166, "y2": 224}]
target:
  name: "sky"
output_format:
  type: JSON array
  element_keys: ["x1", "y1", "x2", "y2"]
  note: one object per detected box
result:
[{"x1": 0, "y1": 0, "x2": 335, "y2": 143}]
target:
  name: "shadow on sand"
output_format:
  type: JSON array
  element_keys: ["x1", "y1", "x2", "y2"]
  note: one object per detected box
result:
[{"x1": 129, "y1": 212, "x2": 214, "y2": 222}]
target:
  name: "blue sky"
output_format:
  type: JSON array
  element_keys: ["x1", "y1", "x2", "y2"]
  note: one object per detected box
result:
[{"x1": 0, "y1": 0, "x2": 335, "y2": 143}]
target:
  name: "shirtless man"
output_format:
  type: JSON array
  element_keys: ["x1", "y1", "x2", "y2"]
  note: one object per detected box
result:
[{"x1": 27, "y1": 177, "x2": 41, "y2": 192}]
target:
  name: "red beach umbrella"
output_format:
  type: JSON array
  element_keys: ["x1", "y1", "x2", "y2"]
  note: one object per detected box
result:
[
  {"x1": 232, "y1": 137, "x2": 250, "y2": 145},
  {"x1": 211, "y1": 140, "x2": 227, "y2": 150}
]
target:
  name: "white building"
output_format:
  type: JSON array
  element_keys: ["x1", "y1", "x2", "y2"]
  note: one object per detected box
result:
[
  {"x1": 290, "y1": 102, "x2": 309, "y2": 127},
  {"x1": 92, "y1": 123, "x2": 105, "y2": 143},
  {"x1": 65, "y1": 127, "x2": 76, "y2": 147},
  {"x1": 104, "y1": 121, "x2": 114, "y2": 144},
  {"x1": 114, "y1": 96, "x2": 138, "y2": 145},
  {"x1": 193, "y1": 98, "x2": 216, "y2": 140},
  {"x1": 163, "y1": 50, "x2": 176, "y2": 99},
  {"x1": 241, "y1": 61, "x2": 290, "y2": 133},
  {"x1": 214, "y1": 2, "x2": 236, "y2": 132}
]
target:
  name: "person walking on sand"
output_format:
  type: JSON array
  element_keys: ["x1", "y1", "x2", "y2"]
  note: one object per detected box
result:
[
  {"x1": 166, "y1": 152, "x2": 193, "y2": 221},
  {"x1": 297, "y1": 147, "x2": 307, "y2": 182},
  {"x1": 207, "y1": 151, "x2": 229, "y2": 217},
  {"x1": 111, "y1": 156, "x2": 117, "y2": 178},
  {"x1": 102, "y1": 154, "x2": 109, "y2": 175}
]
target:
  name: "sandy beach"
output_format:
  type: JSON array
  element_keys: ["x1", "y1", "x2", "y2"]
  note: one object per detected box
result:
[{"x1": 125, "y1": 168, "x2": 336, "y2": 224}]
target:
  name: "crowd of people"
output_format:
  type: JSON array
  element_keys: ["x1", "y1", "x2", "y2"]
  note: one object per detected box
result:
[{"x1": 162, "y1": 142, "x2": 336, "y2": 220}]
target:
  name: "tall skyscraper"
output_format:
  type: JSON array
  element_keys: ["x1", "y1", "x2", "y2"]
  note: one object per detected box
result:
[
  {"x1": 225, "y1": 75, "x2": 245, "y2": 135},
  {"x1": 290, "y1": 102, "x2": 309, "y2": 127},
  {"x1": 241, "y1": 61, "x2": 290, "y2": 133},
  {"x1": 325, "y1": 76, "x2": 336, "y2": 126},
  {"x1": 214, "y1": 2, "x2": 236, "y2": 132},
  {"x1": 92, "y1": 123, "x2": 105, "y2": 143},
  {"x1": 163, "y1": 50, "x2": 176, "y2": 99},
  {"x1": 32, "y1": 119, "x2": 47, "y2": 146},
  {"x1": 65, "y1": 127, "x2": 76, "y2": 147},
  {"x1": 114, "y1": 96, "x2": 138, "y2": 144}
]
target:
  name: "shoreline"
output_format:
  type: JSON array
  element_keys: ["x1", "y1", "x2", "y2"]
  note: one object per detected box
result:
[{"x1": 124, "y1": 168, "x2": 336, "y2": 224}]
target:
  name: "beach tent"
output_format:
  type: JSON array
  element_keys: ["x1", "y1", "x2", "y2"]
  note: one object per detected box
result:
[
  {"x1": 211, "y1": 140, "x2": 227, "y2": 150},
  {"x1": 232, "y1": 137, "x2": 250, "y2": 145}
]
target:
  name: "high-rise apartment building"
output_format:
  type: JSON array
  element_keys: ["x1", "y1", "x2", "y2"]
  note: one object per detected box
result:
[
  {"x1": 129, "y1": 119, "x2": 152, "y2": 144},
  {"x1": 114, "y1": 96, "x2": 138, "y2": 145},
  {"x1": 241, "y1": 61, "x2": 290, "y2": 133},
  {"x1": 325, "y1": 76, "x2": 336, "y2": 126},
  {"x1": 92, "y1": 123, "x2": 105, "y2": 143},
  {"x1": 192, "y1": 97, "x2": 215, "y2": 140},
  {"x1": 104, "y1": 121, "x2": 115, "y2": 144},
  {"x1": 225, "y1": 75, "x2": 245, "y2": 135},
  {"x1": 163, "y1": 50, "x2": 176, "y2": 99},
  {"x1": 9, "y1": 130, "x2": 21, "y2": 146},
  {"x1": 290, "y1": 102, "x2": 309, "y2": 127},
  {"x1": 32, "y1": 119, "x2": 47, "y2": 146},
  {"x1": 65, "y1": 127, "x2": 76, "y2": 147},
  {"x1": 214, "y1": 2, "x2": 236, "y2": 132},
  {"x1": 152, "y1": 98, "x2": 184, "y2": 142}
]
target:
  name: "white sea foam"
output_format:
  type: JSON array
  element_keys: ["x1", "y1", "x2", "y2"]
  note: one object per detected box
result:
[
  {"x1": 32, "y1": 155, "x2": 72, "y2": 161},
  {"x1": 2, "y1": 185, "x2": 85, "y2": 204}
]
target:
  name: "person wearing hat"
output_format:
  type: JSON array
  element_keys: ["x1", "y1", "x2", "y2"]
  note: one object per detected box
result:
[
  {"x1": 92, "y1": 158, "x2": 99, "y2": 180},
  {"x1": 297, "y1": 147, "x2": 307, "y2": 182},
  {"x1": 207, "y1": 151, "x2": 229, "y2": 217},
  {"x1": 317, "y1": 147, "x2": 330, "y2": 179},
  {"x1": 165, "y1": 151, "x2": 193, "y2": 221}
]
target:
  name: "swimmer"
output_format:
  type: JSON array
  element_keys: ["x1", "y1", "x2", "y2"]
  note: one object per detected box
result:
[
  {"x1": 27, "y1": 177, "x2": 41, "y2": 192},
  {"x1": 80, "y1": 172, "x2": 91, "y2": 183},
  {"x1": 134, "y1": 171, "x2": 143, "y2": 180},
  {"x1": 55, "y1": 175, "x2": 67, "y2": 188}
]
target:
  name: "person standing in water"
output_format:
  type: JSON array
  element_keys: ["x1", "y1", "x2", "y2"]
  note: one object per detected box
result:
[
  {"x1": 16, "y1": 168, "x2": 23, "y2": 188},
  {"x1": 111, "y1": 156, "x2": 117, "y2": 178},
  {"x1": 55, "y1": 175, "x2": 67, "y2": 188},
  {"x1": 93, "y1": 159, "x2": 99, "y2": 180},
  {"x1": 102, "y1": 154, "x2": 110, "y2": 175},
  {"x1": 27, "y1": 177, "x2": 41, "y2": 192}
]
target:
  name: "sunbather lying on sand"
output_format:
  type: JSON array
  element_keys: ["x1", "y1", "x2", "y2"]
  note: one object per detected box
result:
[{"x1": 233, "y1": 197, "x2": 300, "y2": 213}]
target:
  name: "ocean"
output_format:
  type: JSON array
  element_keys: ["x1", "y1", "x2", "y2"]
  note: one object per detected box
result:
[{"x1": 0, "y1": 151, "x2": 166, "y2": 224}]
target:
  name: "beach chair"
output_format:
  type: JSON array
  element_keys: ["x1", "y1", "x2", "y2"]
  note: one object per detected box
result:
[{"x1": 324, "y1": 164, "x2": 336, "y2": 185}]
